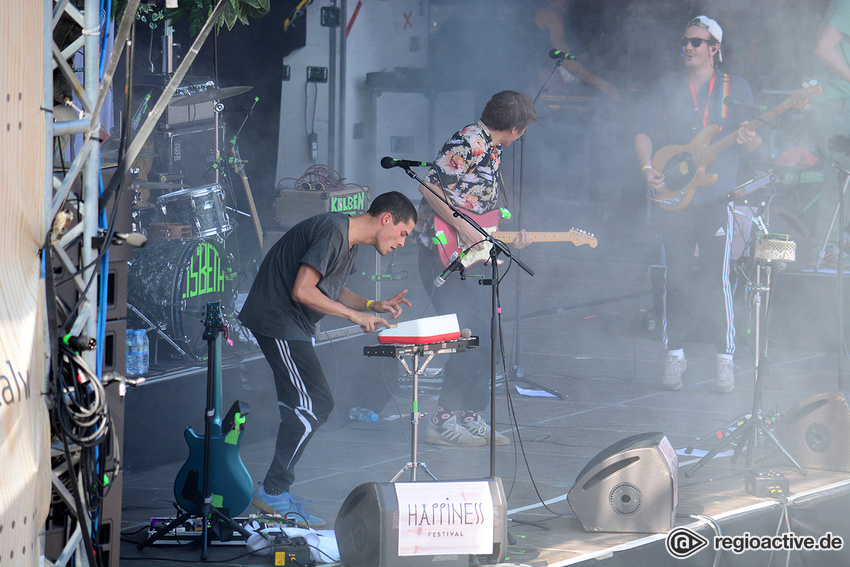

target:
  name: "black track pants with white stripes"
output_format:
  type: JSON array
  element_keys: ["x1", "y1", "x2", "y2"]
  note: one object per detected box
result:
[{"x1": 254, "y1": 334, "x2": 334, "y2": 493}]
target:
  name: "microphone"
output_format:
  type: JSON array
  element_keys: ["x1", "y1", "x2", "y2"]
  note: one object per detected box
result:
[
  {"x1": 723, "y1": 96, "x2": 767, "y2": 112},
  {"x1": 549, "y1": 49, "x2": 577, "y2": 61},
  {"x1": 434, "y1": 252, "x2": 465, "y2": 288},
  {"x1": 380, "y1": 156, "x2": 433, "y2": 169}
]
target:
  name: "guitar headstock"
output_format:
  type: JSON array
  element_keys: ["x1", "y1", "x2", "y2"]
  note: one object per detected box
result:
[
  {"x1": 203, "y1": 301, "x2": 224, "y2": 340},
  {"x1": 785, "y1": 82, "x2": 822, "y2": 109},
  {"x1": 569, "y1": 228, "x2": 598, "y2": 248}
]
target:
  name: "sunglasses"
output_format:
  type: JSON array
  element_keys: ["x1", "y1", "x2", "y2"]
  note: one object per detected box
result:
[{"x1": 681, "y1": 37, "x2": 714, "y2": 48}]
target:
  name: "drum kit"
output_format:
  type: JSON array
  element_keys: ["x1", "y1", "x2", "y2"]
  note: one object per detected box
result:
[{"x1": 127, "y1": 81, "x2": 254, "y2": 360}]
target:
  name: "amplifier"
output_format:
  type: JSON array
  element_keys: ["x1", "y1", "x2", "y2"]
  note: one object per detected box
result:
[
  {"x1": 274, "y1": 186, "x2": 370, "y2": 229},
  {"x1": 754, "y1": 234, "x2": 796, "y2": 263},
  {"x1": 167, "y1": 101, "x2": 215, "y2": 125}
]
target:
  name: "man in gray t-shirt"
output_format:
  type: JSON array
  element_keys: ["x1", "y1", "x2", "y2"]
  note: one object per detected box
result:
[{"x1": 239, "y1": 191, "x2": 416, "y2": 526}]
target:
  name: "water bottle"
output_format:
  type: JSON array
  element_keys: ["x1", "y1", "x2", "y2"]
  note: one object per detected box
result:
[
  {"x1": 139, "y1": 329, "x2": 150, "y2": 374},
  {"x1": 125, "y1": 329, "x2": 141, "y2": 375},
  {"x1": 349, "y1": 407, "x2": 378, "y2": 423}
]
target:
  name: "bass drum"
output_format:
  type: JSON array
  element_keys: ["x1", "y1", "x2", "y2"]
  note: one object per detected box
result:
[{"x1": 128, "y1": 239, "x2": 235, "y2": 355}]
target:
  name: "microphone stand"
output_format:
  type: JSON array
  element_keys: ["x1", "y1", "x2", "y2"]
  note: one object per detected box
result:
[
  {"x1": 723, "y1": 104, "x2": 847, "y2": 392},
  {"x1": 509, "y1": 56, "x2": 567, "y2": 397},
  {"x1": 395, "y1": 166, "x2": 534, "y2": 477}
]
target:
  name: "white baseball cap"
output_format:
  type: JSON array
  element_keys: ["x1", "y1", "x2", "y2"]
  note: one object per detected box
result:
[{"x1": 686, "y1": 16, "x2": 723, "y2": 61}]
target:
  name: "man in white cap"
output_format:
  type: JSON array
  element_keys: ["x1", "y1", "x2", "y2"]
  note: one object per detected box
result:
[{"x1": 634, "y1": 16, "x2": 761, "y2": 393}]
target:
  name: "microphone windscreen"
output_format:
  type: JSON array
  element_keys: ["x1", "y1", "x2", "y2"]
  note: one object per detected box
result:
[
  {"x1": 124, "y1": 232, "x2": 148, "y2": 248},
  {"x1": 461, "y1": 328, "x2": 472, "y2": 339}
]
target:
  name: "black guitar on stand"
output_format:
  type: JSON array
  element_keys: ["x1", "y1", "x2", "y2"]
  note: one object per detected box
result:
[{"x1": 138, "y1": 301, "x2": 253, "y2": 559}]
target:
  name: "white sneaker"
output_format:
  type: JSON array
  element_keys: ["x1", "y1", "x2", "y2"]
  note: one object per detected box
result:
[
  {"x1": 424, "y1": 415, "x2": 486, "y2": 446},
  {"x1": 713, "y1": 358, "x2": 735, "y2": 393},
  {"x1": 462, "y1": 413, "x2": 510, "y2": 446},
  {"x1": 662, "y1": 356, "x2": 686, "y2": 390}
]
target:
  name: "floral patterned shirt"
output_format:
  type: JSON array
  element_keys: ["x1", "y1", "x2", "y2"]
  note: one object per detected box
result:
[{"x1": 416, "y1": 120, "x2": 502, "y2": 237}]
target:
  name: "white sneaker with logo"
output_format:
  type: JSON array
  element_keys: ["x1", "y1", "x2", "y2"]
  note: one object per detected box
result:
[
  {"x1": 662, "y1": 356, "x2": 686, "y2": 390},
  {"x1": 713, "y1": 358, "x2": 735, "y2": 393}
]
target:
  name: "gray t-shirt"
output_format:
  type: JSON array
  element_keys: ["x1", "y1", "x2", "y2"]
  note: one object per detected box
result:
[{"x1": 239, "y1": 213, "x2": 358, "y2": 340}]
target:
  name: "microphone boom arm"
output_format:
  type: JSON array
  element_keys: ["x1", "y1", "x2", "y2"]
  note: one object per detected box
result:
[{"x1": 395, "y1": 165, "x2": 534, "y2": 277}]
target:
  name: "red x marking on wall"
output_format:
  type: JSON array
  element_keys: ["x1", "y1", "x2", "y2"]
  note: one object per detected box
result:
[{"x1": 403, "y1": 10, "x2": 412, "y2": 29}]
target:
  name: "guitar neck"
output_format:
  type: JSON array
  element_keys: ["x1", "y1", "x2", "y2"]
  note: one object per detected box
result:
[
  {"x1": 696, "y1": 102, "x2": 789, "y2": 166},
  {"x1": 492, "y1": 231, "x2": 570, "y2": 243}
]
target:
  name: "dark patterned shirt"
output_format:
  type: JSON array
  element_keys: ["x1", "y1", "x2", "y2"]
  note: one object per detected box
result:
[{"x1": 417, "y1": 121, "x2": 502, "y2": 236}]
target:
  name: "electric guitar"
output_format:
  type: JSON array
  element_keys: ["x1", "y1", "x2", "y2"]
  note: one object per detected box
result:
[
  {"x1": 650, "y1": 84, "x2": 821, "y2": 211},
  {"x1": 433, "y1": 209, "x2": 597, "y2": 269},
  {"x1": 173, "y1": 302, "x2": 253, "y2": 516}
]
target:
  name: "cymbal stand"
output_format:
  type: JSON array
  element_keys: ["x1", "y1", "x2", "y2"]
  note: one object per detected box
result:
[
  {"x1": 391, "y1": 348, "x2": 440, "y2": 482},
  {"x1": 509, "y1": 55, "x2": 564, "y2": 384},
  {"x1": 685, "y1": 260, "x2": 806, "y2": 477}
]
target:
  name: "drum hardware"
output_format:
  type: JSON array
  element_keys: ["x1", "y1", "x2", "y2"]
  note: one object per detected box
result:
[
  {"x1": 128, "y1": 303, "x2": 195, "y2": 362},
  {"x1": 169, "y1": 85, "x2": 253, "y2": 107},
  {"x1": 147, "y1": 222, "x2": 193, "y2": 241},
  {"x1": 133, "y1": 181, "x2": 187, "y2": 190},
  {"x1": 155, "y1": 184, "x2": 232, "y2": 238},
  {"x1": 128, "y1": 238, "x2": 236, "y2": 358},
  {"x1": 131, "y1": 206, "x2": 157, "y2": 235}
]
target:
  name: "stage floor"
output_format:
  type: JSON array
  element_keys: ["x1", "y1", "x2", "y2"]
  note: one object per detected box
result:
[{"x1": 116, "y1": 196, "x2": 850, "y2": 566}]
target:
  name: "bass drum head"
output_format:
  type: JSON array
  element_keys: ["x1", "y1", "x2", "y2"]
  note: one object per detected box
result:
[{"x1": 128, "y1": 239, "x2": 235, "y2": 355}]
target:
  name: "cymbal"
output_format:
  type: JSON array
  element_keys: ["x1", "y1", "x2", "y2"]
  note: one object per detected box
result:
[{"x1": 169, "y1": 86, "x2": 253, "y2": 107}]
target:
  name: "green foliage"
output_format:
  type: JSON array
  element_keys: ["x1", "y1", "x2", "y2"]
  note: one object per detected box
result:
[{"x1": 113, "y1": 0, "x2": 269, "y2": 35}]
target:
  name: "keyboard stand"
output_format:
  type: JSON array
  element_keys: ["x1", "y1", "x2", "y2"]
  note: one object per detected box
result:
[{"x1": 364, "y1": 337, "x2": 479, "y2": 481}]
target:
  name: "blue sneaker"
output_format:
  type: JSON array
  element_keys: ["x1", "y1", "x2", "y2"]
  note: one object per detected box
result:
[{"x1": 252, "y1": 483, "x2": 326, "y2": 528}]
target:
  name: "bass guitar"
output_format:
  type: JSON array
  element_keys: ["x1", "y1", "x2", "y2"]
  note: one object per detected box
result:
[
  {"x1": 173, "y1": 302, "x2": 253, "y2": 516},
  {"x1": 650, "y1": 84, "x2": 820, "y2": 211},
  {"x1": 433, "y1": 209, "x2": 597, "y2": 269}
]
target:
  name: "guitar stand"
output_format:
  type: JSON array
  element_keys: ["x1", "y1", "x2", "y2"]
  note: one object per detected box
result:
[
  {"x1": 138, "y1": 302, "x2": 251, "y2": 559},
  {"x1": 685, "y1": 261, "x2": 806, "y2": 478}
]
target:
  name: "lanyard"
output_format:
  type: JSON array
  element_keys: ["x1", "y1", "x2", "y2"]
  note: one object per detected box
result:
[{"x1": 689, "y1": 71, "x2": 716, "y2": 129}]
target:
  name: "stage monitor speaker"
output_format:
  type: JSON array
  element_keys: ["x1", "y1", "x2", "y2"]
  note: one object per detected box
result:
[
  {"x1": 334, "y1": 478, "x2": 507, "y2": 567},
  {"x1": 774, "y1": 391, "x2": 850, "y2": 471},
  {"x1": 568, "y1": 432, "x2": 678, "y2": 533}
]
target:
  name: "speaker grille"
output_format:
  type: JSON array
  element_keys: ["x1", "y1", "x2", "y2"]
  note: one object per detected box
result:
[
  {"x1": 610, "y1": 483, "x2": 642, "y2": 516},
  {"x1": 805, "y1": 423, "x2": 831, "y2": 454}
]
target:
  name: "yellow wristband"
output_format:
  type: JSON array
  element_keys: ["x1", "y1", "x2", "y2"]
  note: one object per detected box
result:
[
  {"x1": 642, "y1": 164, "x2": 652, "y2": 172},
  {"x1": 366, "y1": 300, "x2": 374, "y2": 312}
]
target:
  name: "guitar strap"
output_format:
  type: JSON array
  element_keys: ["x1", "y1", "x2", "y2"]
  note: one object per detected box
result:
[{"x1": 718, "y1": 73, "x2": 731, "y2": 120}]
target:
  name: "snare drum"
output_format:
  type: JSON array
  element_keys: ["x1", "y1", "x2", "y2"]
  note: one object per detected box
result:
[
  {"x1": 156, "y1": 184, "x2": 232, "y2": 238},
  {"x1": 128, "y1": 238, "x2": 235, "y2": 353}
]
